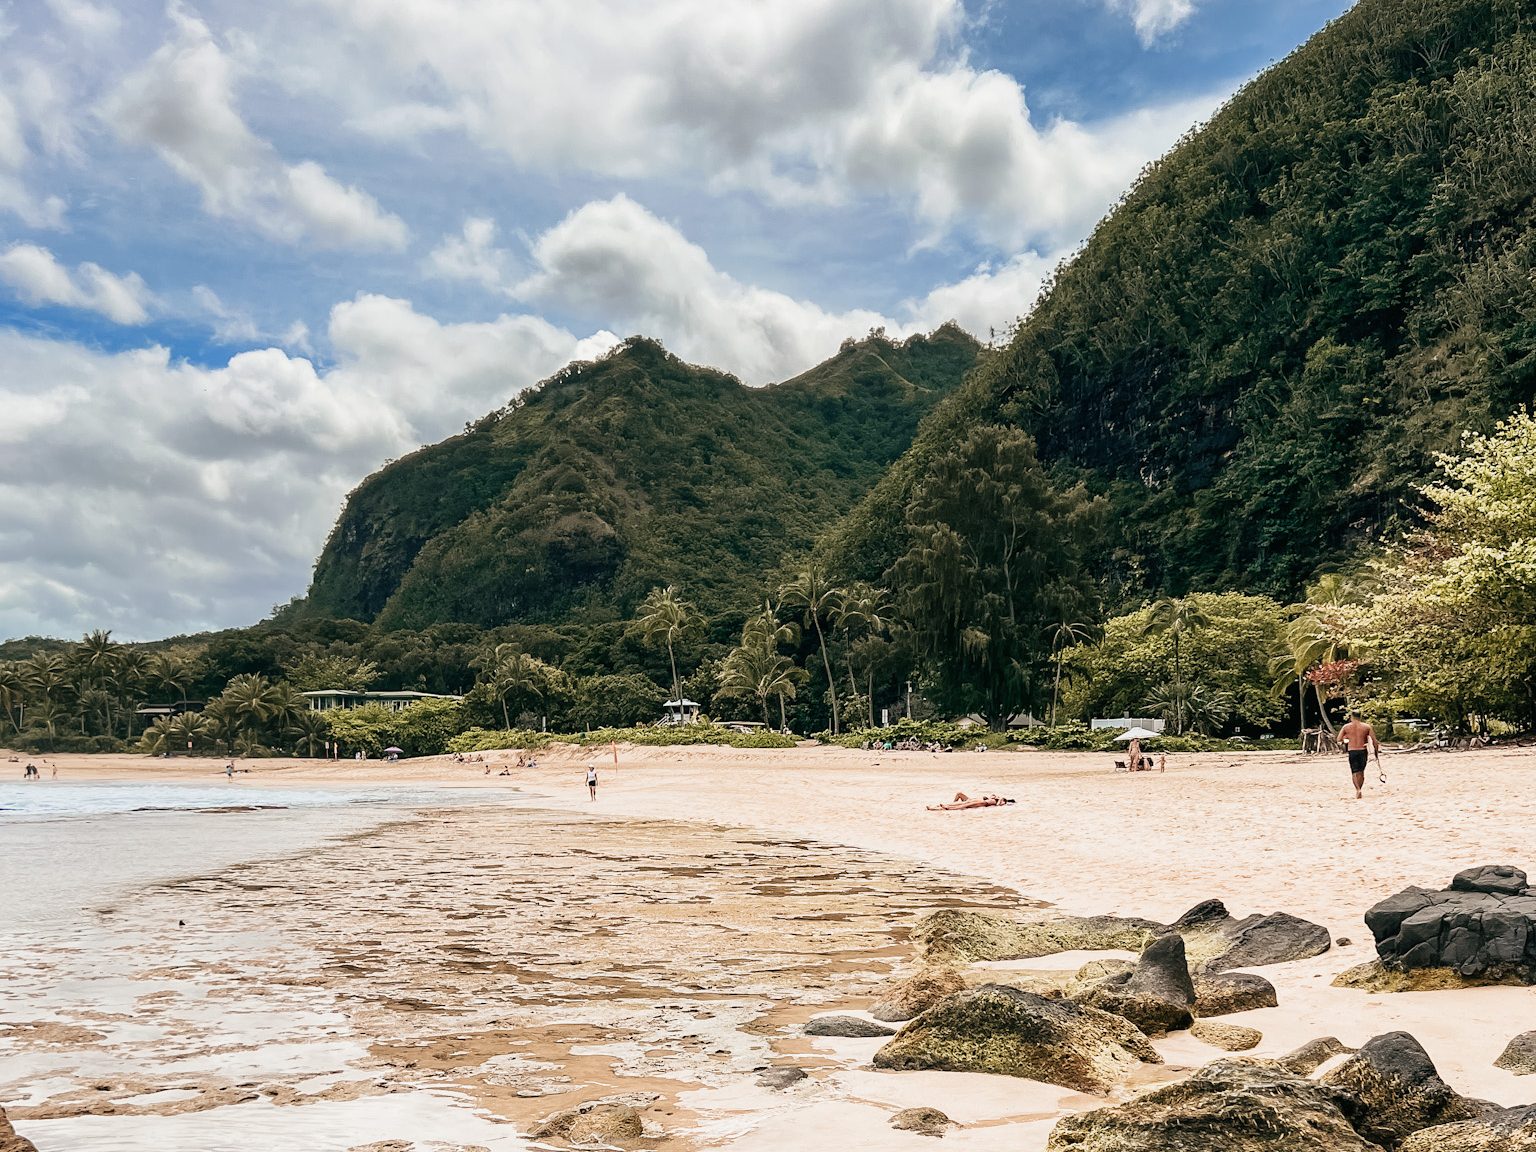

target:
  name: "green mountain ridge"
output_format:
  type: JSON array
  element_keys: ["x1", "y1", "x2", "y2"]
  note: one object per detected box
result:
[
  {"x1": 299, "y1": 326, "x2": 983, "y2": 630},
  {"x1": 823, "y1": 0, "x2": 1536, "y2": 600}
]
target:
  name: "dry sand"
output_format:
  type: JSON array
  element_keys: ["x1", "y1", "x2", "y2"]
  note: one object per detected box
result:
[{"x1": 5, "y1": 742, "x2": 1536, "y2": 1149}]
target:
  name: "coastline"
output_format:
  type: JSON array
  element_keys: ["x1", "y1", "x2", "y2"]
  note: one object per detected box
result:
[{"x1": 4, "y1": 744, "x2": 1535, "y2": 1149}]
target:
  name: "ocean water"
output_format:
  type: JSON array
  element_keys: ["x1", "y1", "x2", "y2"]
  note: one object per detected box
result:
[{"x1": 0, "y1": 780, "x2": 527, "y2": 1150}]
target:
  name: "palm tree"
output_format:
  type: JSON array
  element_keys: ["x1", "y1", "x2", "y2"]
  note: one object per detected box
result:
[
  {"x1": 1141, "y1": 598, "x2": 1210, "y2": 735},
  {"x1": 636, "y1": 586, "x2": 693, "y2": 710},
  {"x1": 1146, "y1": 682, "x2": 1233, "y2": 736},
  {"x1": 1047, "y1": 619, "x2": 1094, "y2": 727},
  {"x1": 148, "y1": 651, "x2": 199, "y2": 702},
  {"x1": 489, "y1": 647, "x2": 550, "y2": 731},
  {"x1": 781, "y1": 565, "x2": 846, "y2": 735},
  {"x1": 222, "y1": 674, "x2": 281, "y2": 749},
  {"x1": 292, "y1": 708, "x2": 330, "y2": 757},
  {"x1": 145, "y1": 710, "x2": 211, "y2": 755},
  {"x1": 1274, "y1": 573, "x2": 1369, "y2": 736},
  {"x1": 834, "y1": 584, "x2": 891, "y2": 729},
  {"x1": 202, "y1": 699, "x2": 242, "y2": 755},
  {"x1": 0, "y1": 663, "x2": 23, "y2": 734},
  {"x1": 719, "y1": 607, "x2": 806, "y2": 729}
]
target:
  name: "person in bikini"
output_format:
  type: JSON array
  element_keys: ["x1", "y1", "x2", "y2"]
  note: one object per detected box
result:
[
  {"x1": 927, "y1": 792, "x2": 1015, "y2": 811},
  {"x1": 1339, "y1": 710, "x2": 1381, "y2": 799}
]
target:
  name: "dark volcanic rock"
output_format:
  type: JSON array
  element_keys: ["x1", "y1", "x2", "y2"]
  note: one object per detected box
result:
[
  {"x1": 873, "y1": 984, "x2": 1160, "y2": 1093},
  {"x1": 1046, "y1": 1058, "x2": 1377, "y2": 1151},
  {"x1": 1172, "y1": 898, "x2": 1231, "y2": 928},
  {"x1": 1075, "y1": 934, "x2": 1195, "y2": 1036},
  {"x1": 1193, "y1": 971, "x2": 1278, "y2": 1017},
  {"x1": 0, "y1": 1107, "x2": 37, "y2": 1152},
  {"x1": 804, "y1": 1015, "x2": 897, "y2": 1038},
  {"x1": 1367, "y1": 867, "x2": 1536, "y2": 979},
  {"x1": 1205, "y1": 911, "x2": 1333, "y2": 972},
  {"x1": 1400, "y1": 1104, "x2": 1536, "y2": 1151},
  {"x1": 1452, "y1": 866, "x2": 1530, "y2": 897},
  {"x1": 1496, "y1": 1032, "x2": 1536, "y2": 1075},
  {"x1": 757, "y1": 1066, "x2": 808, "y2": 1090},
  {"x1": 1322, "y1": 1031, "x2": 1494, "y2": 1148}
]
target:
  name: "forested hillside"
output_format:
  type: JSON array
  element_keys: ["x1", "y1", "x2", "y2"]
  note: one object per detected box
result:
[
  {"x1": 301, "y1": 326, "x2": 981, "y2": 630},
  {"x1": 824, "y1": 0, "x2": 1536, "y2": 601}
]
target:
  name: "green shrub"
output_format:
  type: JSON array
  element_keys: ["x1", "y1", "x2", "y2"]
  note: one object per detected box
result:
[{"x1": 447, "y1": 727, "x2": 558, "y2": 753}]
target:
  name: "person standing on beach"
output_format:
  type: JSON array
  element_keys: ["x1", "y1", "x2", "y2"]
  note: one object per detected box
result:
[
  {"x1": 1340, "y1": 710, "x2": 1381, "y2": 799},
  {"x1": 585, "y1": 763, "x2": 598, "y2": 801}
]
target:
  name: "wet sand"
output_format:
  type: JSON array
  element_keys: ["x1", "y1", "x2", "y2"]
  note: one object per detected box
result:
[{"x1": 4, "y1": 743, "x2": 1536, "y2": 1149}]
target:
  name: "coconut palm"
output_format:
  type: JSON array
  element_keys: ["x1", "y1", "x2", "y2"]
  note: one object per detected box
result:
[
  {"x1": 1273, "y1": 573, "x2": 1370, "y2": 734},
  {"x1": 1047, "y1": 619, "x2": 1095, "y2": 728},
  {"x1": 0, "y1": 663, "x2": 23, "y2": 734},
  {"x1": 292, "y1": 708, "x2": 330, "y2": 757},
  {"x1": 1141, "y1": 598, "x2": 1210, "y2": 734},
  {"x1": 488, "y1": 647, "x2": 553, "y2": 730},
  {"x1": 834, "y1": 584, "x2": 891, "y2": 729},
  {"x1": 636, "y1": 586, "x2": 694, "y2": 710},
  {"x1": 148, "y1": 651, "x2": 199, "y2": 702},
  {"x1": 719, "y1": 607, "x2": 806, "y2": 729},
  {"x1": 780, "y1": 565, "x2": 846, "y2": 735}
]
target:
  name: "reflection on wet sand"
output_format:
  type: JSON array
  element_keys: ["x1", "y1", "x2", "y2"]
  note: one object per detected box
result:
[{"x1": 1, "y1": 804, "x2": 1029, "y2": 1149}]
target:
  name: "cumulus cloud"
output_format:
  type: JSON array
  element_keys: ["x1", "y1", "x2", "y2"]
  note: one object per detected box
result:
[
  {"x1": 0, "y1": 243, "x2": 152, "y2": 323},
  {"x1": 275, "y1": 0, "x2": 1213, "y2": 249},
  {"x1": 46, "y1": 0, "x2": 123, "y2": 41},
  {"x1": 0, "y1": 302, "x2": 618, "y2": 640},
  {"x1": 1107, "y1": 0, "x2": 1198, "y2": 45},
  {"x1": 99, "y1": 5, "x2": 407, "y2": 250}
]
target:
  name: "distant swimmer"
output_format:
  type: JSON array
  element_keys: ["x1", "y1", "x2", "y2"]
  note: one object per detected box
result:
[
  {"x1": 927, "y1": 791, "x2": 1015, "y2": 811},
  {"x1": 585, "y1": 764, "x2": 598, "y2": 801},
  {"x1": 1339, "y1": 710, "x2": 1382, "y2": 799}
]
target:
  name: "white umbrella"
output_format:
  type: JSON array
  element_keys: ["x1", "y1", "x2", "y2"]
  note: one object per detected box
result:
[{"x1": 1115, "y1": 727, "x2": 1161, "y2": 742}]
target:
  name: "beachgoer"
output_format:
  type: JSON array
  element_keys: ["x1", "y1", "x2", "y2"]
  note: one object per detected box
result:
[
  {"x1": 1157, "y1": 755, "x2": 1166, "y2": 773},
  {"x1": 226, "y1": 761, "x2": 234, "y2": 779},
  {"x1": 1127, "y1": 737, "x2": 1144, "y2": 772},
  {"x1": 585, "y1": 764, "x2": 598, "y2": 801},
  {"x1": 1339, "y1": 709, "x2": 1381, "y2": 799},
  {"x1": 927, "y1": 791, "x2": 1014, "y2": 811}
]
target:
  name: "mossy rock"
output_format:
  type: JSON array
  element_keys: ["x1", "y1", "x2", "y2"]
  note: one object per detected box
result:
[
  {"x1": 1495, "y1": 1033, "x2": 1536, "y2": 1076},
  {"x1": 872, "y1": 965, "x2": 967, "y2": 1022},
  {"x1": 1191, "y1": 1021, "x2": 1262, "y2": 1051},
  {"x1": 1046, "y1": 1058, "x2": 1377, "y2": 1151},
  {"x1": 530, "y1": 1102, "x2": 644, "y2": 1143},
  {"x1": 1275, "y1": 1036, "x2": 1353, "y2": 1075},
  {"x1": 1193, "y1": 972, "x2": 1278, "y2": 1017},
  {"x1": 1333, "y1": 960, "x2": 1529, "y2": 992},
  {"x1": 873, "y1": 984, "x2": 1160, "y2": 1093},
  {"x1": 1400, "y1": 1105, "x2": 1536, "y2": 1152},
  {"x1": 891, "y1": 1107, "x2": 953, "y2": 1137},
  {"x1": 916, "y1": 909, "x2": 1158, "y2": 965}
]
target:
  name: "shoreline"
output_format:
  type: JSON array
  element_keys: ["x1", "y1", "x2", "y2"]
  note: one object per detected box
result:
[{"x1": 5, "y1": 745, "x2": 1536, "y2": 1149}]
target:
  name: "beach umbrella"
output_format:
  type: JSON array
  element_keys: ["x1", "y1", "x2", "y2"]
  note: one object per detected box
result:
[
  {"x1": 1114, "y1": 727, "x2": 1161, "y2": 742},
  {"x1": 383, "y1": 746, "x2": 404, "y2": 754}
]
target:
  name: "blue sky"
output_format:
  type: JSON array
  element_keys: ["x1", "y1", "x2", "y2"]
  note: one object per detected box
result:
[{"x1": 0, "y1": 0, "x2": 1353, "y2": 641}]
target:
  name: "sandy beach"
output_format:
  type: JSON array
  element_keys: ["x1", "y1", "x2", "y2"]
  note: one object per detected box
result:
[{"x1": 4, "y1": 742, "x2": 1535, "y2": 1150}]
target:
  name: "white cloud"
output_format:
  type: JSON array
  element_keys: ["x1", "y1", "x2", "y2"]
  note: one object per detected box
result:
[
  {"x1": 100, "y1": 5, "x2": 407, "y2": 250},
  {"x1": 424, "y1": 216, "x2": 516, "y2": 290},
  {"x1": 46, "y1": 0, "x2": 124, "y2": 40},
  {"x1": 0, "y1": 243, "x2": 152, "y2": 324},
  {"x1": 0, "y1": 63, "x2": 69, "y2": 229},
  {"x1": 1107, "y1": 0, "x2": 1197, "y2": 45},
  {"x1": 0, "y1": 302, "x2": 618, "y2": 640},
  {"x1": 270, "y1": 0, "x2": 1214, "y2": 249},
  {"x1": 903, "y1": 251, "x2": 1062, "y2": 342}
]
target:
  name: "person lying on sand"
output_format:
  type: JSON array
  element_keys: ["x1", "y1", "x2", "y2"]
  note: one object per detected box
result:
[{"x1": 927, "y1": 791, "x2": 1016, "y2": 810}]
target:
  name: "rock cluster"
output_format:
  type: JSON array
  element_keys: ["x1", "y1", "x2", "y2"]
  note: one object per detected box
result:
[
  {"x1": 914, "y1": 901, "x2": 1328, "y2": 973},
  {"x1": 1049, "y1": 1031, "x2": 1499, "y2": 1151},
  {"x1": 873, "y1": 984, "x2": 1160, "y2": 1093},
  {"x1": 1366, "y1": 866, "x2": 1536, "y2": 980}
]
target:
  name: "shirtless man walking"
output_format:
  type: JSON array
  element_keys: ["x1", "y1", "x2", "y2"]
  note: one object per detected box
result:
[{"x1": 1339, "y1": 710, "x2": 1381, "y2": 799}]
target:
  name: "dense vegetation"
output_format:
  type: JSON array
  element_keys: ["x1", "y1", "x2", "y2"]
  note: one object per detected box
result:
[
  {"x1": 300, "y1": 327, "x2": 981, "y2": 630},
  {"x1": 8, "y1": 0, "x2": 1536, "y2": 756},
  {"x1": 824, "y1": 0, "x2": 1536, "y2": 601}
]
